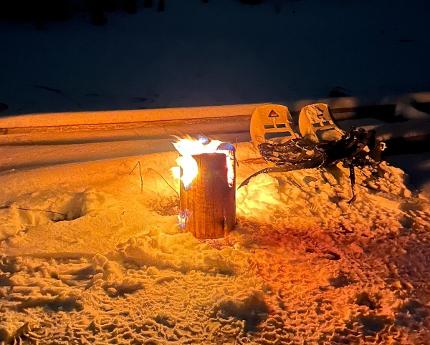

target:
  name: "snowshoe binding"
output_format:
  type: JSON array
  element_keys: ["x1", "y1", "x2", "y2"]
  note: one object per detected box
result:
[{"x1": 298, "y1": 103, "x2": 344, "y2": 143}]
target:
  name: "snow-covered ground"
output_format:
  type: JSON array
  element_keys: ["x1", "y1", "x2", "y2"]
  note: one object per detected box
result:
[
  {"x1": 0, "y1": 141, "x2": 429, "y2": 344},
  {"x1": 1, "y1": 0, "x2": 430, "y2": 115}
]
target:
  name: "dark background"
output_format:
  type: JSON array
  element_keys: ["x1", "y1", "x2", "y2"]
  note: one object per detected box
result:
[{"x1": 0, "y1": 0, "x2": 429, "y2": 115}]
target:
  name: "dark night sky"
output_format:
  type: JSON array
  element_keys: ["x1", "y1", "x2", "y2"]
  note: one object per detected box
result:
[{"x1": 0, "y1": 0, "x2": 429, "y2": 115}]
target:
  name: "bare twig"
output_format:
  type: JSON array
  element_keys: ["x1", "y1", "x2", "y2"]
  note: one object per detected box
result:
[
  {"x1": 0, "y1": 205, "x2": 66, "y2": 217},
  {"x1": 147, "y1": 168, "x2": 179, "y2": 198},
  {"x1": 129, "y1": 161, "x2": 144, "y2": 192},
  {"x1": 235, "y1": 137, "x2": 240, "y2": 167},
  {"x1": 286, "y1": 176, "x2": 304, "y2": 191}
]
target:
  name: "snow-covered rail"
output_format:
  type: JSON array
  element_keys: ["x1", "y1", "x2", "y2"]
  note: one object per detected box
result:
[
  {"x1": 0, "y1": 94, "x2": 429, "y2": 172},
  {"x1": 1, "y1": 93, "x2": 429, "y2": 145}
]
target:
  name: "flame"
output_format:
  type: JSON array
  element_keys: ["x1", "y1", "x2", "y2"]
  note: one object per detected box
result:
[{"x1": 171, "y1": 136, "x2": 234, "y2": 189}]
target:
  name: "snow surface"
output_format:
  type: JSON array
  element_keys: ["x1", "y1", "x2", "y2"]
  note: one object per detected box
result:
[{"x1": 0, "y1": 143, "x2": 429, "y2": 344}]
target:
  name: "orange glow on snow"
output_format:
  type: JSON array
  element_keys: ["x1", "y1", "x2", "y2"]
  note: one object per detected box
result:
[{"x1": 171, "y1": 136, "x2": 234, "y2": 189}]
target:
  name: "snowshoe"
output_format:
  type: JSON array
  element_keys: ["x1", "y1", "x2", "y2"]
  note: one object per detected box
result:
[
  {"x1": 248, "y1": 104, "x2": 317, "y2": 168},
  {"x1": 250, "y1": 104, "x2": 299, "y2": 148},
  {"x1": 298, "y1": 103, "x2": 344, "y2": 143}
]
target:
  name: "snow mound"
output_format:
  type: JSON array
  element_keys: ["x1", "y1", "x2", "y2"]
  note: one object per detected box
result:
[
  {"x1": 116, "y1": 230, "x2": 248, "y2": 275},
  {"x1": 237, "y1": 174, "x2": 281, "y2": 222},
  {"x1": 236, "y1": 159, "x2": 427, "y2": 238},
  {"x1": 0, "y1": 188, "x2": 112, "y2": 241},
  {"x1": 213, "y1": 290, "x2": 269, "y2": 332}
]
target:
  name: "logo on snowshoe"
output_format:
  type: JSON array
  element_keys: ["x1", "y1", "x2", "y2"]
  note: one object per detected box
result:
[{"x1": 268, "y1": 110, "x2": 279, "y2": 118}]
